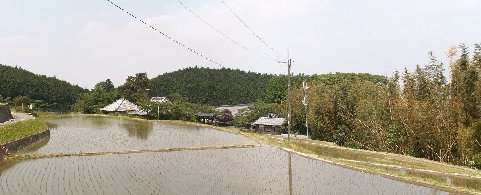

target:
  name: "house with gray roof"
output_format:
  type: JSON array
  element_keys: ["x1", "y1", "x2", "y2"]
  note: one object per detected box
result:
[{"x1": 253, "y1": 115, "x2": 285, "y2": 135}]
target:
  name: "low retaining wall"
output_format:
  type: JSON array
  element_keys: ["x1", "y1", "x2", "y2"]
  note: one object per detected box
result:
[
  {"x1": 0, "y1": 105, "x2": 13, "y2": 123},
  {"x1": 1, "y1": 129, "x2": 50, "y2": 157}
]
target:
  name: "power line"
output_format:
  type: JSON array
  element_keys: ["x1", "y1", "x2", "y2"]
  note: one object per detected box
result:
[
  {"x1": 104, "y1": 0, "x2": 224, "y2": 68},
  {"x1": 176, "y1": 0, "x2": 278, "y2": 62},
  {"x1": 220, "y1": 0, "x2": 276, "y2": 53}
]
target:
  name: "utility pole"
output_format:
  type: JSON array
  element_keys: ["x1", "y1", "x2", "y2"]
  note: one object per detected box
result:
[
  {"x1": 302, "y1": 81, "x2": 309, "y2": 138},
  {"x1": 279, "y1": 52, "x2": 293, "y2": 141}
]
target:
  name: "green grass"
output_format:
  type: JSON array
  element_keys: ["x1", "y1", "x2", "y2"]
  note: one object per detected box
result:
[{"x1": 0, "y1": 118, "x2": 49, "y2": 145}]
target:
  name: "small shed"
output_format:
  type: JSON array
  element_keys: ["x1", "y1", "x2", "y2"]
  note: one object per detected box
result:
[
  {"x1": 101, "y1": 98, "x2": 147, "y2": 115},
  {"x1": 0, "y1": 104, "x2": 13, "y2": 123},
  {"x1": 253, "y1": 116, "x2": 286, "y2": 135},
  {"x1": 195, "y1": 112, "x2": 216, "y2": 124}
]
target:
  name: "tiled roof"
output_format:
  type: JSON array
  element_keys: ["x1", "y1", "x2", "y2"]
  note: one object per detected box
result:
[{"x1": 253, "y1": 117, "x2": 285, "y2": 126}]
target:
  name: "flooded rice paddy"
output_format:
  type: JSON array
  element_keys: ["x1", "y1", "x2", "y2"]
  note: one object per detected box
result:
[{"x1": 0, "y1": 116, "x2": 448, "y2": 194}]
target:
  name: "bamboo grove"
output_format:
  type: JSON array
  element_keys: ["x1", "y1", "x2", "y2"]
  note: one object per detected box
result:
[{"x1": 284, "y1": 44, "x2": 481, "y2": 168}]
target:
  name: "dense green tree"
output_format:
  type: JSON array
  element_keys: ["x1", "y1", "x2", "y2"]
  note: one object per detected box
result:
[
  {"x1": 94, "y1": 79, "x2": 115, "y2": 92},
  {"x1": 72, "y1": 79, "x2": 120, "y2": 114},
  {"x1": 151, "y1": 67, "x2": 272, "y2": 105},
  {"x1": 13, "y1": 96, "x2": 31, "y2": 111},
  {"x1": 119, "y1": 73, "x2": 151, "y2": 104}
]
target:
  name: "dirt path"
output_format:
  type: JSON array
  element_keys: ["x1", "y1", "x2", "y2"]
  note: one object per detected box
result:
[{"x1": 0, "y1": 113, "x2": 34, "y2": 126}]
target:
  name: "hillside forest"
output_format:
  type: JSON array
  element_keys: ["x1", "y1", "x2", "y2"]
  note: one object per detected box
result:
[
  {"x1": 1, "y1": 43, "x2": 481, "y2": 168},
  {"x1": 0, "y1": 65, "x2": 86, "y2": 111}
]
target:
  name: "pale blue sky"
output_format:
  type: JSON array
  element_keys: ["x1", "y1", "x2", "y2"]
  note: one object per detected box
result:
[{"x1": 1, "y1": 0, "x2": 480, "y2": 88}]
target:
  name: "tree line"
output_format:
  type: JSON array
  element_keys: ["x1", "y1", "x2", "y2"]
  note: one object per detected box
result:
[
  {"x1": 150, "y1": 66, "x2": 273, "y2": 105},
  {"x1": 0, "y1": 64, "x2": 86, "y2": 111}
]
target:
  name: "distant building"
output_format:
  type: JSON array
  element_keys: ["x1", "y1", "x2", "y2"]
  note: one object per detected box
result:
[
  {"x1": 195, "y1": 112, "x2": 216, "y2": 124},
  {"x1": 101, "y1": 98, "x2": 147, "y2": 115},
  {"x1": 215, "y1": 104, "x2": 249, "y2": 116},
  {"x1": 150, "y1": 97, "x2": 170, "y2": 104},
  {"x1": 253, "y1": 115, "x2": 285, "y2": 135}
]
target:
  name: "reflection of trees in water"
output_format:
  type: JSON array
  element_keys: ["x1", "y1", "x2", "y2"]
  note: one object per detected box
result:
[
  {"x1": 0, "y1": 158, "x2": 23, "y2": 175},
  {"x1": 17, "y1": 136, "x2": 50, "y2": 153},
  {"x1": 288, "y1": 152, "x2": 292, "y2": 195},
  {"x1": 46, "y1": 122, "x2": 58, "y2": 129},
  {"x1": 122, "y1": 122, "x2": 153, "y2": 140},
  {"x1": 0, "y1": 137, "x2": 50, "y2": 174},
  {"x1": 90, "y1": 117, "x2": 108, "y2": 127}
]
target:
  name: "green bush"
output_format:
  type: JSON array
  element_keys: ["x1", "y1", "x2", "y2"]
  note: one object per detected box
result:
[{"x1": 470, "y1": 154, "x2": 481, "y2": 169}]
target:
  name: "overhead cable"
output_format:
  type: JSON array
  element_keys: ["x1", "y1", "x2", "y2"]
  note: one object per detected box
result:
[
  {"x1": 176, "y1": 0, "x2": 278, "y2": 62},
  {"x1": 220, "y1": 0, "x2": 276, "y2": 53},
  {"x1": 104, "y1": 0, "x2": 224, "y2": 68}
]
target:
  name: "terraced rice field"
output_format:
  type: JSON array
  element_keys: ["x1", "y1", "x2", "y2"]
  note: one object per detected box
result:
[{"x1": 0, "y1": 116, "x2": 448, "y2": 194}]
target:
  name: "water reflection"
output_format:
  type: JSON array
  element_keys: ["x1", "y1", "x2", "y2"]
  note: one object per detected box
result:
[
  {"x1": 25, "y1": 116, "x2": 254, "y2": 154},
  {"x1": 0, "y1": 147, "x2": 449, "y2": 195},
  {"x1": 288, "y1": 152, "x2": 293, "y2": 195},
  {"x1": 0, "y1": 158, "x2": 21, "y2": 175},
  {"x1": 19, "y1": 136, "x2": 50, "y2": 153},
  {"x1": 0, "y1": 116, "x2": 453, "y2": 194},
  {"x1": 90, "y1": 116, "x2": 108, "y2": 127},
  {"x1": 122, "y1": 121, "x2": 153, "y2": 140}
]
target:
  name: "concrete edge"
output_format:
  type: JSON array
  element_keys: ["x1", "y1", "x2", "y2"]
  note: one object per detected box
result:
[{"x1": 0, "y1": 129, "x2": 50, "y2": 159}]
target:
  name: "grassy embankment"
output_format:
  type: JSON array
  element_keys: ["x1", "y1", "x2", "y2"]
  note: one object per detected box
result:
[
  {"x1": 36, "y1": 114, "x2": 481, "y2": 194},
  {"x1": 202, "y1": 124, "x2": 481, "y2": 194},
  {"x1": 0, "y1": 118, "x2": 48, "y2": 145}
]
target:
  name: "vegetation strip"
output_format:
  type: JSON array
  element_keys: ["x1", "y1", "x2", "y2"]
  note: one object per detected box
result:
[
  {"x1": 293, "y1": 142, "x2": 479, "y2": 194},
  {"x1": 5, "y1": 144, "x2": 258, "y2": 161},
  {"x1": 291, "y1": 138, "x2": 481, "y2": 178},
  {"x1": 340, "y1": 158, "x2": 481, "y2": 180},
  {"x1": 0, "y1": 118, "x2": 48, "y2": 145}
]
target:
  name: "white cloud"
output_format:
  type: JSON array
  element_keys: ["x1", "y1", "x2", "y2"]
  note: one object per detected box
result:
[{"x1": 0, "y1": 0, "x2": 480, "y2": 88}]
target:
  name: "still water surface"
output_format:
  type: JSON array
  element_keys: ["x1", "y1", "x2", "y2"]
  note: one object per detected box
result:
[{"x1": 0, "y1": 116, "x2": 448, "y2": 194}]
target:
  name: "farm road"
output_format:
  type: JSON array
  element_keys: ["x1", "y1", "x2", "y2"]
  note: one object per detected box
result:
[{"x1": 0, "y1": 112, "x2": 34, "y2": 126}]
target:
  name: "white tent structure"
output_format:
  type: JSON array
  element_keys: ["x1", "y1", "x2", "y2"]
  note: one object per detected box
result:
[{"x1": 101, "y1": 98, "x2": 147, "y2": 115}]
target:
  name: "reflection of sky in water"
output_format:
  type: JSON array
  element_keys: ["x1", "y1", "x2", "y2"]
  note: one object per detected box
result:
[
  {"x1": 0, "y1": 147, "x2": 447, "y2": 195},
  {"x1": 0, "y1": 116, "x2": 448, "y2": 194}
]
